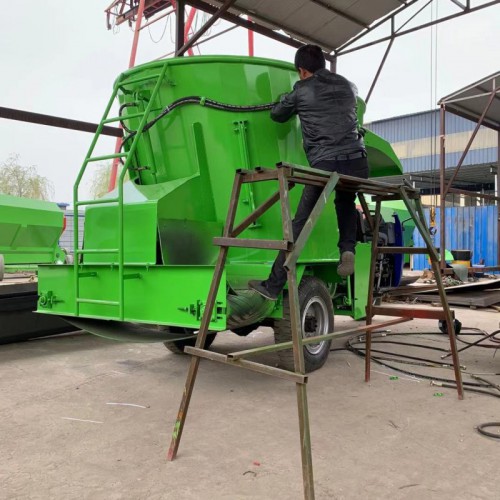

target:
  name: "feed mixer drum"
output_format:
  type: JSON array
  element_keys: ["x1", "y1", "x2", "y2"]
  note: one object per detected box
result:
[{"x1": 37, "y1": 56, "x2": 402, "y2": 340}]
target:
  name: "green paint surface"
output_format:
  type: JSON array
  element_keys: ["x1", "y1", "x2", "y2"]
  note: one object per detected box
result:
[
  {"x1": 0, "y1": 194, "x2": 64, "y2": 264},
  {"x1": 38, "y1": 56, "x2": 402, "y2": 332}
]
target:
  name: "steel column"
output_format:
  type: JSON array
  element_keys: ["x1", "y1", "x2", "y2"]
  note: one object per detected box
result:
[
  {"x1": 498, "y1": 131, "x2": 500, "y2": 266},
  {"x1": 175, "y1": 0, "x2": 185, "y2": 54},
  {"x1": 365, "y1": 37, "x2": 395, "y2": 104},
  {"x1": 176, "y1": 0, "x2": 237, "y2": 56},
  {"x1": 443, "y1": 86, "x2": 500, "y2": 195},
  {"x1": 109, "y1": 0, "x2": 147, "y2": 191},
  {"x1": 439, "y1": 104, "x2": 446, "y2": 270}
]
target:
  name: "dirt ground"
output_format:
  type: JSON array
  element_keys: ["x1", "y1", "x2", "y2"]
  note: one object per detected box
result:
[{"x1": 1, "y1": 307, "x2": 499, "y2": 500}]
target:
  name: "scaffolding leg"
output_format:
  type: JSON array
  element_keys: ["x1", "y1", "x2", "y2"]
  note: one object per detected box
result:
[
  {"x1": 167, "y1": 174, "x2": 243, "y2": 460},
  {"x1": 287, "y1": 266, "x2": 315, "y2": 500},
  {"x1": 401, "y1": 191, "x2": 464, "y2": 399},
  {"x1": 364, "y1": 199, "x2": 382, "y2": 382}
]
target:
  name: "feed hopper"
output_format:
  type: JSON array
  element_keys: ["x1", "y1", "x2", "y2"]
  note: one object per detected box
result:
[{"x1": 0, "y1": 194, "x2": 65, "y2": 278}]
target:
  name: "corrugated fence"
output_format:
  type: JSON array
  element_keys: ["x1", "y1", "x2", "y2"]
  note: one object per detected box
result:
[{"x1": 413, "y1": 206, "x2": 499, "y2": 270}]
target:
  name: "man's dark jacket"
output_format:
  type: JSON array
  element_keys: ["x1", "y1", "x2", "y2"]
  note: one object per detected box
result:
[{"x1": 271, "y1": 68, "x2": 364, "y2": 166}]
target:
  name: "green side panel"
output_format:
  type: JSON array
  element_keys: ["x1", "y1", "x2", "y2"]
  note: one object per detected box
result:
[
  {"x1": 364, "y1": 130, "x2": 403, "y2": 178},
  {"x1": 0, "y1": 194, "x2": 63, "y2": 264},
  {"x1": 352, "y1": 243, "x2": 371, "y2": 320},
  {"x1": 37, "y1": 264, "x2": 227, "y2": 330},
  {"x1": 84, "y1": 200, "x2": 157, "y2": 265}
]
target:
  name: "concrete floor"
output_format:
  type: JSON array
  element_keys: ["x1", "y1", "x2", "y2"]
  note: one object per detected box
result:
[{"x1": 1, "y1": 308, "x2": 499, "y2": 500}]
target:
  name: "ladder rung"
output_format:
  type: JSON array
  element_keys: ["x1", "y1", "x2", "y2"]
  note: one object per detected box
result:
[
  {"x1": 371, "y1": 305, "x2": 451, "y2": 320},
  {"x1": 376, "y1": 247, "x2": 431, "y2": 254},
  {"x1": 213, "y1": 237, "x2": 291, "y2": 251},
  {"x1": 75, "y1": 198, "x2": 119, "y2": 207},
  {"x1": 76, "y1": 249, "x2": 119, "y2": 254},
  {"x1": 86, "y1": 153, "x2": 128, "y2": 163},
  {"x1": 103, "y1": 112, "x2": 145, "y2": 124},
  {"x1": 118, "y1": 73, "x2": 161, "y2": 87},
  {"x1": 76, "y1": 298, "x2": 119, "y2": 306}
]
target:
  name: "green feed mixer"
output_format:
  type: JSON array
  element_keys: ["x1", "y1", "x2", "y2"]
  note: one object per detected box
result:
[
  {"x1": 37, "y1": 56, "x2": 404, "y2": 372},
  {"x1": 0, "y1": 194, "x2": 66, "y2": 278}
]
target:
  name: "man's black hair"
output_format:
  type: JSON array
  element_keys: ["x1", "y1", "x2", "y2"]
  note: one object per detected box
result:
[{"x1": 294, "y1": 45, "x2": 326, "y2": 73}]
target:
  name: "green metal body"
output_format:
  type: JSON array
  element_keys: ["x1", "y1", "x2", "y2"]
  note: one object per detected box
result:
[
  {"x1": 0, "y1": 194, "x2": 64, "y2": 266},
  {"x1": 37, "y1": 56, "x2": 402, "y2": 333}
]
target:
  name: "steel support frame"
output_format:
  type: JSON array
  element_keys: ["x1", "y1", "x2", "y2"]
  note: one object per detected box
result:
[
  {"x1": 335, "y1": 0, "x2": 500, "y2": 57},
  {"x1": 166, "y1": 165, "x2": 465, "y2": 500},
  {"x1": 175, "y1": 0, "x2": 237, "y2": 56},
  {"x1": 183, "y1": 0, "x2": 335, "y2": 63},
  {"x1": 109, "y1": 0, "x2": 148, "y2": 191},
  {"x1": 439, "y1": 81, "x2": 500, "y2": 271}
]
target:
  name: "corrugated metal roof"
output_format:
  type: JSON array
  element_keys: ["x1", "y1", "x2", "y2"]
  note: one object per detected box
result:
[
  {"x1": 439, "y1": 72, "x2": 500, "y2": 131},
  {"x1": 212, "y1": 0, "x2": 405, "y2": 52},
  {"x1": 366, "y1": 109, "x2": 485, "y2": 142}
]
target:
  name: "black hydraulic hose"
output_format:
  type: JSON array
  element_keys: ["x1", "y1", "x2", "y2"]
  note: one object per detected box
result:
[
  {"x1": 346, "y1": 334, "x2": 491, "y2": 388},
  {"x1": 346, "y1": 332, "x2": 500, "y2": 440},
  {"x1": 120, "y1": 95, "x2": 276, "y2": 152},
  {"x1": 476, "y1": 422, "x2": 500, "y2": 439}
]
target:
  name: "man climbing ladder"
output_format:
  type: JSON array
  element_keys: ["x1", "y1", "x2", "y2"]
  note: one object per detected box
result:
[{"x1": 249, "y1": 44, "x2": 368, "y2": 301}]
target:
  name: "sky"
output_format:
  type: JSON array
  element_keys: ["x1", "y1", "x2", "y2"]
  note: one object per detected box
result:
[{"x1": 0, "y1": 1, "x2": 499, "y2": 203}]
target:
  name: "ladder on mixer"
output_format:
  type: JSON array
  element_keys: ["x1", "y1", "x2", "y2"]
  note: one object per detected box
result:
[
  {"x1": 166, "y1": 163, "x2": 464, "y2": 500},
  {"x1": 72, "y1": 62, "x2": 169, "y2": 320}
]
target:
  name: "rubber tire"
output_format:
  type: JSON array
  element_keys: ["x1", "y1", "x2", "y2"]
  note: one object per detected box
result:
[
  {"x1": 438, "y1": 319, "x2": 462, "y2": 336},
  {"x1": 163, "y1": 326, "x2": 217, "y2": 354},
  {"x1": 273, "y1": 276, "x2": 334, "y2": 373}
]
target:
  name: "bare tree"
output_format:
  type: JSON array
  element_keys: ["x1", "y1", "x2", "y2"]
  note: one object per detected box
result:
[
  {"x1": 88, "y1": 163, "x2": 112, "y2": 199},
  {"x1": 0, "y1": 154, "x2": 54, "y2": 200}
]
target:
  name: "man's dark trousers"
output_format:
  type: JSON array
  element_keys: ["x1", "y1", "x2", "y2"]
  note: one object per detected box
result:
[{"x1": 266, "y1": 155, "x2": 369, "y2": 296}]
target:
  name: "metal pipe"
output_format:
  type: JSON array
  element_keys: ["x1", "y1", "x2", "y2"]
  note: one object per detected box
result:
[
  {"x1": 0, "y1": 107, "x2": 121, "y2": 137},
  {"x1": 447, "y1": 187, "x2": 500, "y2": 201},
  {"x1": 439, "y1": 104, "x2": 446, "y2": 270},
  {"x1": 176, "y1": 0, "x2": 236, "y2": 56},
  {"x1": 184, "y1": 6, "x2": 197, "y2": 56},
  {"x1": 443, "y1": 86, "x2": 500, "y2": 195},
  {"x1": 155, "y1": 24, "x2": 238, "y2": 59},
  {"x1": 139, "y1": 8, "x2": 174, "y2": 30},
  {"x1": 247, "y1": 15, "x2": 254, "y2": 56},
  {"x1": 175, "y1": 0, "x2": 185, "y2": 55},
  {"x1": 109, "y1": 0, "x2": 147, "y2": 192},
  {"x1": 128, "y1": 0, "x2": 147, "y2": 68},
  {"x1": 365, "y1": 37, "x2": 394, "y2": 104},
  {"x1": 498, "y1": 131, "x2": 500, "y2": 266},
  {"x1": 337, "y1": 0, "x2": 500, "y2": 56}
]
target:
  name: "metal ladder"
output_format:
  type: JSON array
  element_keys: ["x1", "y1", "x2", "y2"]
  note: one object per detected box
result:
[
  {"x1": 72, "y1": 62, "x2": 168, "y2": 320},
  {"x1": 166, "y1": 163, "x2": 464, "y2": 500}
]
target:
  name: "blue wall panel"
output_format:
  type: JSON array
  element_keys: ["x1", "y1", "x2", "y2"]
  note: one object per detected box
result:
[{"x1": 413, "y1": 206, "x2": 498, "y2": 270}]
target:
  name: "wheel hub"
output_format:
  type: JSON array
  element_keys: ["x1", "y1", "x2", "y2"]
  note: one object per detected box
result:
[{"x1": 302, "y1": 296, "x2": 330, "y2": 355}]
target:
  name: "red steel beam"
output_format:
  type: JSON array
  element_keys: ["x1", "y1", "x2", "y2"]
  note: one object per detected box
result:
[{"x1": 109, "y1": 0, "x2": 148, "y2": 192}]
